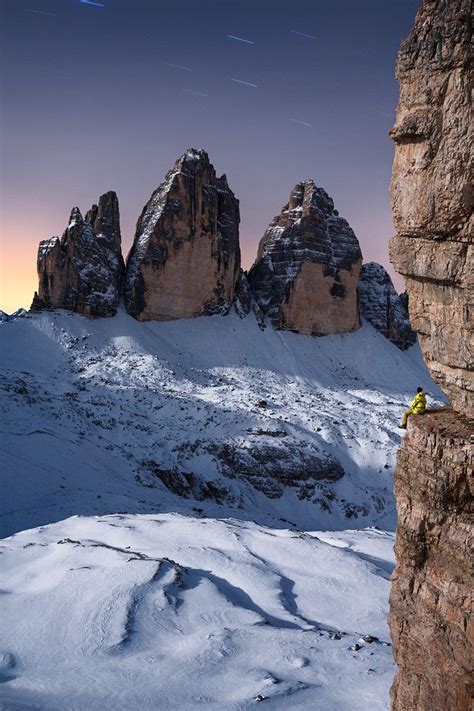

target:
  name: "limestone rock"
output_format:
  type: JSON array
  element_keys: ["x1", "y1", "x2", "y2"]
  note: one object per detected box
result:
[
  {"x1": 207, "y1": 437, "x2": 344, "y2": 500},
  {"x1": 31, "y1": 191, "x2": 124, "y2": 318},
  {"x1": 124, "y1": 149, "x2": 241, "y2": 321},
  {"x1": 389, "y1": 0, "x2": 473, "y2": 415},
  {"x1": 388, "y1": 410, "x2": 473, "y2": 710},
  {"x1": 248, "y1": 180, "x2": 362, "y2": 335},
  {"x1": 389, "y1": 3, "x2": 474, "y2": 709},
  {"x1": 358, "y1": 262, "x2": 416, "y2": 349},
  {"x1": 233, "y1": 270, "x2": 252, "y2": 319}
]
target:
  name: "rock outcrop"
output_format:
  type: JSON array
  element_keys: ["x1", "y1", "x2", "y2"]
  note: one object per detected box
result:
[
  {"x1": 124, "y1": 149, "x2": 241, "y2": 321},
  {"x1": 388, "y1": 0, "x2": 473, "y2": 416},
  {"x1": 388, "y1": 2, "x2": 473, "y2": 709},
  {"x1": 233, "y1": 271, "x2": 252, "y2": 319},
  {"x1": 358, "y1": 262, "x2": 416, "y2": 349},
  {"x1": 0, "y1": 309, "x2": 28, "y2": 323},
  {"x1": 388, "y1": 410, "x2": 473, "y2": 710},
  {"x1": 248, "y1": 180, "x2": 362, "y2": 335},
  {"x1": 31, "y1": 191, "x2": 124, "y2": 318}
]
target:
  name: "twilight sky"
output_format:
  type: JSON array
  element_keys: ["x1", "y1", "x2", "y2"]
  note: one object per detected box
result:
[{"x1": 0, "y1": 0, "x2": 419, "y2": 313}]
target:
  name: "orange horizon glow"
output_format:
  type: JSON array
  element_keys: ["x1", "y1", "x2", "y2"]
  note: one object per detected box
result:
[
  {"x1": 1, "y1": 0, "x2": 412, "y2": 314},
  {"x1": 0, "y1": 223, "x2": 404, "y2": 314}
]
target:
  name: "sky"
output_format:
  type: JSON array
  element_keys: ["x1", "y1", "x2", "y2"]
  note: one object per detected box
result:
[{"x1": 0, "y1": 0, "x2": 420, "y2": 313}]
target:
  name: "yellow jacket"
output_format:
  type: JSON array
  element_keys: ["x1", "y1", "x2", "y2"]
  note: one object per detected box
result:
[{"x1": 410, "y1": 391, "x2": 426, "y2": 414}]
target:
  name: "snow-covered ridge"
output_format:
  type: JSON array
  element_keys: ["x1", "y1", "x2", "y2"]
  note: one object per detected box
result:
[
  {"x1": 0, "y1": 308, "x2": 28, "y2": 323},
  {"x1": 0, "y1": 308, "x2": 443, "y2": 538}
]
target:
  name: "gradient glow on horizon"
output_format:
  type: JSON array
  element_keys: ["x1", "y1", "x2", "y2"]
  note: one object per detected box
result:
[{"x1": 0, "y1": 0, "x2": 419, "y2": 313}]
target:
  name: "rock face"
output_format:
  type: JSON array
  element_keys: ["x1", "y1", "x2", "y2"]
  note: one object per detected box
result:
[
  {"x1": 358, "y1": 262, "x2": 416, "y2": 349},
  {"x1": 233, "y1": 271, "x2": 252, "y2": 319},
  {"x1": 389, "y1": 2, "x2": 474, "y2": 709},
  {"x1": 208, "y1": 437, "x2": 344, "y2": 500},
  {"x1": 388, "y1": 410, "x2": 473, "y2": 710},
  {"x1": 124, "y1": 149, "x2": 241, "y2": 321},
  {"x1": 31, "y1": 191, "x2": 124, "y2": 318},
  {"x1": 248, "y1": 181, "x2": 362, "y2": 335},
  {"x1": 388, "y1": 0, "x2": 473, "y2": 416}
]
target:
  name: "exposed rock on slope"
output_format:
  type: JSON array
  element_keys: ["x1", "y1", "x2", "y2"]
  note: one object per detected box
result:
[
  {"x1": 31, "y1": 191, "x2": 124, "y2": 318},
  {"x1": 388, "y1": 0, "x2": 473, "y2": 416},
  {"x1": 124, "y1": 149, "x2": 241, "y2": 321},
  {"x1": 2, "y1": 307, "x2": 437, "y2": 537},
  {"x1": 233, "y1": 270, "x2": 252, "y2": 318},
  {"x1": 0, "y1": 308, "x2": 28, "y2": 323},
  {"x1": 389, "y1": 1, "x2": 474, "y2": 709},
  {"x1": 388, "y1": 410, "x2": 473, "y2": 710},
  {"x1": 248, "y1": 181, "x2": 362, "y2": 335},
  {"x1": 358, "y1": 262, "x2": 416, "y2": 350}
]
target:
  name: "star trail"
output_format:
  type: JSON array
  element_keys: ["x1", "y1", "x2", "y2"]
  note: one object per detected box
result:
[{"x1": 0, "y1": 0, "x2": 421, "y2": 311}]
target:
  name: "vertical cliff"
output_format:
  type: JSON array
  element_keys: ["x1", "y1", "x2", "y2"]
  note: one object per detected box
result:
[
  {"x1": 248, "y1": 180, "x2": 362, "y2": 335},
  {"x1": 388, "y1": 0, "x2": 473, "y2": 416},
  {"x1": 388, "y1": 1, "x2": 473, "y2": 709},
  {"x1": 124, "y1": 149, "x2": 241, "y2": 321}
]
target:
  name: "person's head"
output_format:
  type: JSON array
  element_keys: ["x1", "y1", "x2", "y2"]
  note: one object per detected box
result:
[{"x1": 417, "y1": 387, "x2": 424, "y2": 393}]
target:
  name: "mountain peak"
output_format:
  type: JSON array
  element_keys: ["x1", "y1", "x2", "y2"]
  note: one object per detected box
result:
[{"x1": 249, "y1": 181, "x2": 362, "y2": 335}]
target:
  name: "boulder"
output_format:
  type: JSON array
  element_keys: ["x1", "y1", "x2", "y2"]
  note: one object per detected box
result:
[
  {"x1": 248, "y1": 180, "x2": 362, "y2": 335},
  {"x1": 124, "y1": 149, "x2": 241, "y2": 321}
]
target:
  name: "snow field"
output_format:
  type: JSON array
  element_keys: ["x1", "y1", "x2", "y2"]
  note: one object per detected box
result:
[{"x1": 0, "y1": 514, "x2": 395, "y2": 710}]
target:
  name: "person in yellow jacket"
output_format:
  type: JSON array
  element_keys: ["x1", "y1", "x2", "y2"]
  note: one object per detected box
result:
[{"x1": 400, "y1": 387, "x2": 426, "y2": 428}]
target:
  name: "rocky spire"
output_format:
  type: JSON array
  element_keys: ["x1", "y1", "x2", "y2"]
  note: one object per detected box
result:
[
  {"x1": 85, "y1": 190, "x2": 122, "y2": 253},
  {"x1": 248, "y1": 180, "x2": 362, "y2": 335},
  {"x1": 358, "y1": 262, "x2": 416, "y2": 349},
  {"x1": 124, "y1": 148, "x2": 241, "y2": 321},
  {"x1": 31, "y1": 191, "x2": 124, "y2": 318}
]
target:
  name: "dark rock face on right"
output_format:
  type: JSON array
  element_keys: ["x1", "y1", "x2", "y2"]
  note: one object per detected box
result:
[
  {"x1": 388, "y1": 0, "x2": 473, "y2": 416},
  {"x1": 358, "y1": 262, "x2": 416, "y2": 349},
  {"x1": 249, "y1": 181, "x2": 362, "y2": 335},
  {"x1": 124, "y1": 149, "x2": 241, "y2": 321},
  {"x1": 388, "y1": 1, "x2": 473, "y2": 709},
  {"x1": 388, "y1": 410, "x2": 473, "y2": 711}
]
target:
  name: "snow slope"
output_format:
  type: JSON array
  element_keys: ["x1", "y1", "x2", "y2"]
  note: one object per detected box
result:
[
  {"x1": 0, "y1": 308, "x2": 444, "y2": 709},
  {"x1": 0, "y1": 308, "x2": 442, "y2": 538},
  {"x1": 0, "y1": 514, "x2": 395, "y2": 710}
]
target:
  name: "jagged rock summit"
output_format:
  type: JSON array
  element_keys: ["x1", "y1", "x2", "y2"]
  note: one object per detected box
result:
[
  {"x1": 124, "y1": 148, "x2": 241, "y2": 321},
  {"x1": 358, "y1": 262, "x2": 416, "y2": 350},
  {"x1": 249, "y1": 180, "x2": 362, "y2": 335},
  {"x1": 28, "y1": 151, "x2": 417, "y2": 350},
  {"x1": 31, "y1": 191, "x2": 124, "y2": 318}
]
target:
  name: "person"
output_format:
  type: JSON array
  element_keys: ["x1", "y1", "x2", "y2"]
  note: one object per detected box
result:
[{"x1": 400, "y1": 387, "x2": 426, "y2": 428}]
